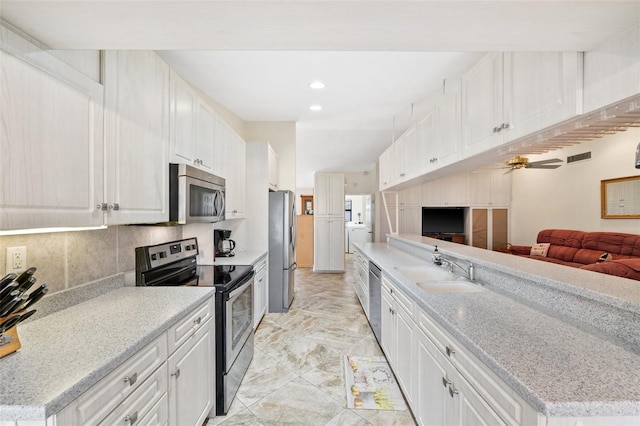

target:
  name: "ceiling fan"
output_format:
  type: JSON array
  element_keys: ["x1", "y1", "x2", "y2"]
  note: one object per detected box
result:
[{"x1": 503, "y1": 156, "x2": 563, "y2": 173}]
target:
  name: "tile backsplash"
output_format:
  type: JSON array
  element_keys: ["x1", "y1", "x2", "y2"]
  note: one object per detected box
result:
[{"x1": 0, "y1": 225, "x2": 182, "y2": 294}]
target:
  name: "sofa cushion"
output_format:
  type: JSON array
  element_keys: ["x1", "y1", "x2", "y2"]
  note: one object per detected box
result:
[
  {"x1": 537, "y1": 229, "x2": 586, "y2": 248},
  {"x1": 573, "y1": 248, "x2": 612, "y2": 265},
  {"x1": 581, "y1": 232, "x2": 640, "y2": 257},
  {"x1": 580, "y1": 259, "x2": 640, "y2": 281}
]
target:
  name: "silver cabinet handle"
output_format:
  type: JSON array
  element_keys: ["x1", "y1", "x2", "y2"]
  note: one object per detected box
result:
[
  {"x1": 171, "y1": 368, "x2": 181, "y2": 379},
  {"x1": 124, "y1": 411, "x2": 138, "y2": 424},
  {"x1": 123, "y1": 372, "x2": 137, "y2": 386},
  {"x1": 97, "y1": 203, "x2": 108, "y2": 211},
  {"x1": 449, "y1": 385, "x2": 459, "y2": 398},
  {"x1": 446, "y1": 346, "x2": 455, "y2": 357},
  {"x1": 442, "y1": 376, "x2": 451, "y2": 387},
  {"x1": 194, "y1": 316, "x2": 202, "y2": 325},
  {"x1": 109, "y1": 203, "x2": 120, "y2": 211}
]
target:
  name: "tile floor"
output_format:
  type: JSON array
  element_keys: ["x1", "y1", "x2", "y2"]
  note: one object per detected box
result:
[{"x1": 207, "y1": 256, "x2": 417, "y2": 426}]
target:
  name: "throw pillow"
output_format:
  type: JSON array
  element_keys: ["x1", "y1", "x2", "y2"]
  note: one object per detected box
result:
[
  {"x1": 598, "y1": 252, "x2": 613, "y2": 262},
  {"x1": 530, "y1": 243, "x2": 550, "y2": 257}
]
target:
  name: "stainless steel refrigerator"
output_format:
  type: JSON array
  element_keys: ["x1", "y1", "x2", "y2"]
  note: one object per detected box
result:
[{"x1": 268, "y1": 190, "x2": 297, "y2": 312}]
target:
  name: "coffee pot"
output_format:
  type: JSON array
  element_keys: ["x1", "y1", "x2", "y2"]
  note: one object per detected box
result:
[{"x1": 214, "y1": 229, "x2": 236, "y2": 257}]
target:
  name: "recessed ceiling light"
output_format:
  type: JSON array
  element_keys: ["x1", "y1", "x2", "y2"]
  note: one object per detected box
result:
[
  {"x1": 310, "y1": 81, "x2": 325, "y2": 89},
  {"x1": 310, "y1": 105, "x2": 322, "y2": 111}
]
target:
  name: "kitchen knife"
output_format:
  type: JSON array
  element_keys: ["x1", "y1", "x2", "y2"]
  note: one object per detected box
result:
[
  {"x1": 4, "y1": 294, "x2": 29, "y2": 317},
  {"x1": 0, "y1": 282, "x2": 19, "y2": 302},
  {"x1": 0, "y1": 316, "x2": 21, "y2": 335},
  {"x1": 13, "y1": 267, "x2": 36, "y2": 286},
  {"x1": 16, "y1": 276, "x2": 37, "y2": 293},
  {"x1": 21, "y1": 285, "x2": 48, "y2": 310},
  {"x1": 0, "y1": 296, "x2": 23, "y2": 317},
  {"x1": 0, "y1": 273, "x2": 17, "y2": 290},
  {"x1": 0, "y1": 291, "x2": 20, "y2": 317},
  {"x1": 16, "y1": 309, "x2": 36, "y2": 324}
]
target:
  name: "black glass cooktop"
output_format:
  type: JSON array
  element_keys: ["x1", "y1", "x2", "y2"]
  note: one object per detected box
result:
[{"x1": 196, "y1": 264, "x2": 254, "y2": 291}]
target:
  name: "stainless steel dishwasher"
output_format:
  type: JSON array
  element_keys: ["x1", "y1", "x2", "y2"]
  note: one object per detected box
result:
[{"x1": 368, "y1": 261, "x2": 382, "y2": 343}]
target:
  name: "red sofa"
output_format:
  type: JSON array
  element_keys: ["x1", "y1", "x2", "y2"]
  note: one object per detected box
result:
[{"x1": 510, "y1": 229, "x2": 640, "y2": 281}]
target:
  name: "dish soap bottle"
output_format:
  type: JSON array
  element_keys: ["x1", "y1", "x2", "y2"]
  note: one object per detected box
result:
[{"x1": 432, "y1": 245, "x2": 442, "y2": 265}]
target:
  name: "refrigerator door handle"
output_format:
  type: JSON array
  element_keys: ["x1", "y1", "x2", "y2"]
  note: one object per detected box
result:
[{"x1": 291, "y1": 262, "x2": 298, "y2": 271}]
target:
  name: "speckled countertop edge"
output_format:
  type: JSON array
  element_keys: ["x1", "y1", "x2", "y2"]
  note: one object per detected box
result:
[
  {"x1": 356, "y1": 240, "x2": 640, "y2": 418},
  {"x1": 0, "y1": 286, "x2": 216, "y2": 421}
]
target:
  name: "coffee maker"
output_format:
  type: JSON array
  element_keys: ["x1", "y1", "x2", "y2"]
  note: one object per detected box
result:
[{"x1": 214, "y1": 229, "x2": 236, "y2": 257}]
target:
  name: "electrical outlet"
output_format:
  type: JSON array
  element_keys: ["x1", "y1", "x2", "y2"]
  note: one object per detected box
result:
[{"x1": 6, "y1": 246, "x2": 27, "y2": 274}]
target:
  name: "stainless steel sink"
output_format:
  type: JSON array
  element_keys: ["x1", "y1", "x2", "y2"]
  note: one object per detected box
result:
[{"x1": 393, "y1": 265, "x2": 482, "y2": 293}]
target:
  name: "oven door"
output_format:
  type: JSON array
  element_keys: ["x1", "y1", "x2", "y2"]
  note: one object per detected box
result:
[{"x1": 225, "y1": 274, "x2": 254, "y2": 368}]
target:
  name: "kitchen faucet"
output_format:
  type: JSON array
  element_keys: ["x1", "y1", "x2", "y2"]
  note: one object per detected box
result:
[{"x1": 431, "y1": 246, "x2": 475, "y2": 281}]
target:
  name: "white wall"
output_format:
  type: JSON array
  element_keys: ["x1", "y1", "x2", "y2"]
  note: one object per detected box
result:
[
  {"x1": 510, "y1": 127, "x2": 640, "y2": 244},
  {"x1": 345, "y1": 169, "x2": 377, "y2": 195},
  {"x1": 245, "y1": 122, "x2": 297, "y2": 191}
]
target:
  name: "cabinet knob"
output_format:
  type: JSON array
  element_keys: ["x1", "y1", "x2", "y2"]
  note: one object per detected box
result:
[
  {"x1": 446, "y1": 345, "x2": 455, "y2": 357},
  {"x1": 109, "y1": 203, "x2": 120, "y2": 211},
  {"x1": 124, "y1": 411, "x2": 138, "y2": 424},
  {"x1": 97, "y1": 203, "x2": 108, "y2": 211},
  {"x1": 123, "y1": 372, "x2": 138, "y2": 386},
  {"x1": 171, "y1": 368, "x2": 181, "y2": 379}
]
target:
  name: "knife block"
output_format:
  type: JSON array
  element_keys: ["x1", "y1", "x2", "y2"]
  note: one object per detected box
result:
[{"x1": 0, "y1": 311, "x2": 23, "y2": 358}]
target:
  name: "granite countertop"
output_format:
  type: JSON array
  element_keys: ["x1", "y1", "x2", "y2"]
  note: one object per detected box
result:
[
  {"x1": 0, "y1": 286, "x2": 216, "y2": 421},
  {"x1": 356, "y1": 240, "x2": 640, "y2": 418}
]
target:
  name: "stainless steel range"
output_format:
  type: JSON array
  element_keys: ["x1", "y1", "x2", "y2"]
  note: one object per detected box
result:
[{"x1": 135, "y1": 238, "x2": 254, "y2": 416}]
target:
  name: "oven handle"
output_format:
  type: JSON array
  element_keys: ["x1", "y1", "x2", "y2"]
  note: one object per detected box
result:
[{"x1": 228, "y1": 275, "x2": 253, "y2": 300}]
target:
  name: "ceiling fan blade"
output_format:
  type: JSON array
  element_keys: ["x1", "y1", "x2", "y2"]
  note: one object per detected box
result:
[
  {"x1": 503, "y1": 168, "x2": 514, "y2": 174},
  {"x1": 528, "y1": 158, "x2": 563, "y2": 166}
]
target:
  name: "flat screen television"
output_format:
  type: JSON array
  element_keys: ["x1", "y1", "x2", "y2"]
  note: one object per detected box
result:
[{"x1": 422, "y1": 207, "x2": 465, "y2": 235}]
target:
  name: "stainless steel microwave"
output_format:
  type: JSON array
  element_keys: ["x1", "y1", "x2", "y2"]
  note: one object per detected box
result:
[{"x1": 169, "y1": 163, "x2": 225, "y2": 224}]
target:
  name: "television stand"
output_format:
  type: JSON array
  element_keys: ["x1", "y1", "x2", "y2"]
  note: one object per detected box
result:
[{"x1": 423, "y1": 233, "x2": 466, "y2": 244}]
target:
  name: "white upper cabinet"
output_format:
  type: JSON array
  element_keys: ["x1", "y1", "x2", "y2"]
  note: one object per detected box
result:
[
  {"x1": 0, "y1": 26, "x2": 104, "y2": 230},
  {"x1": 226, "y1": 132, "x2": 246, "y2": 218},
  {"x1": 395, "y1": 125, "x2": 418, "y2": 181},
  {"x1": 379, "y1": 144, "x2": 396, "y2": 190},
  {"x1": 268, "y1": 144, "x2": 279, "y2": 191},
  {"x1": 416, "y1": 106, "x2": 437, "y2": 173},
  {"x1": 461, "y1": 52, "x2": 504, "y2": 158},
  {"x1": 583, "y1": 23, "x2": 640, "y2": 113},
  {"x1": 502, "y1": 51, "x2": 582, "y2": 142},
  {"x1": 462, "y1": 52, "x2": 582, "y2": 158},
  {"x1": 315, "y1": 172, "x2": 345, "y2": 217},
  {"x1": 170, "y1": 71, "x2": 214, "y2": 172},
  {"x1": 103, "y1": 50, "x2": 170, "y2": 225},
  {"x1": 434, "y1": 79, "x2": 463, "y2": 168}
]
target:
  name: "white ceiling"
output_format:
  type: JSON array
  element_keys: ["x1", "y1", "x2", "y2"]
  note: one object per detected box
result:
[{"x1": 2, "y1": 1, "x2": 639, "y2": 188}]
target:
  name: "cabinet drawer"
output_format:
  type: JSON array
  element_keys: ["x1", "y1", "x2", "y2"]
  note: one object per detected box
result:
[
  {"x1": 56, "y1": 333, "x2": 167, "y2": 425},
  {"x1": 167, "y1": 298, "x2": 214, "y2": 354},
  {"x1": 98, "y1": 363, "x2": 168, "y2": 426},
  {"x1": 382, "y1": 276, "x2": 414, "y2": 316},
  {"x1": 136, "y1": 393, "x2": 168, "y2": 426},
  {"x1": 254, "y1": 256, "x2": 267, "y2": 273}
]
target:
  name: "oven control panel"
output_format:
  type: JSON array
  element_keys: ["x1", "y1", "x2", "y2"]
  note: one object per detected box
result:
[{"x1": 142, "y1": 238, "x2": 199, "y2": 269}]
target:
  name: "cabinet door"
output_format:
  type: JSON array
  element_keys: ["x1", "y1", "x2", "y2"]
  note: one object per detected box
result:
[
  {"x1": 584, "y1": 24, "x2": 640, "y2": 113},
  {"x1": 0, "y1": 29, "x2": 104, "y2": 230},
  {"x1": 395, "y1": 305, "x2": 415, "y2": 406},
  {"x1": 168, "y1": 318, "x2": 214, "y2": 426},
  {"x1": 457, "y1": 374, "x2": 507, "y2": 426},
  {"x1": 268, "y1": 144, "x2": 279, "y2": 191},
  {"x1": 416, "y1": 328, "x2": 448, "y2": 426},
  {"x1": 436, "y1": 81, "x2": 462, "y2": 167},
  {"x1": 503, "y1": 52, "x2": 581, "y2": 142},
  {"x1": 313, "y1": 217, "x2": 331, "y2": 270},
  {"x1": 402, "y1": 126, "x2": 418, "y2": 179},
  {"x1": 329, "y1": 218, "x2": 345, "y2": 270},
  {"x1": 104, "y1": 50, "x2": 169, "y2": 225},
  {"x1": 197, "y1": 100, "x2": 216, "y2": 173},
  {"x1": 380, "y1": 289, "x2": 395, "y2": 363},
  {"x1": 417, "y1": 107, "x2": 437, "y2": 172},
  {"x1": 170, "y1": 71, "x2": 198, "y2": 167},
  {"x1": 226, "y1": 132, "x2": 246, "y2": 218},
  {"x1": 253, "y1": 263, "x2": 267, "y2": 329},
  {"x1": 379, "y1": 145, "x2": 396, "y2": 189},
  {"x1": 461, "y1": 52, "x2": 503, "y2": 157},
  {"x1": 213, "y1": 114, "x2": 230, "y2": 178},
  {"x1": 329, "y1": 173, "x2": 345, "y2": 216}
]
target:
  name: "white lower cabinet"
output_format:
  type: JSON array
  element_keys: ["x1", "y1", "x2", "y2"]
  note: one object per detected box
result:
[
  {"x1": 167, "y1": 317, "x2": 214, "y2": 426},
  {"x1": 253, "y1": 255, "x2": 268, "y2": 328},
  {"x1": 353, "y1": 249, "x2": 369, "y2": 319},
  {"x1": 380, "y1": 276, "x2": 415, "y2": 407},
  {"x1": 313, "y1": 217, "x2": 345, "y2": 272},
  {"x1": 55, "y1": 298, "x2": 214, "y2": 426}
]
